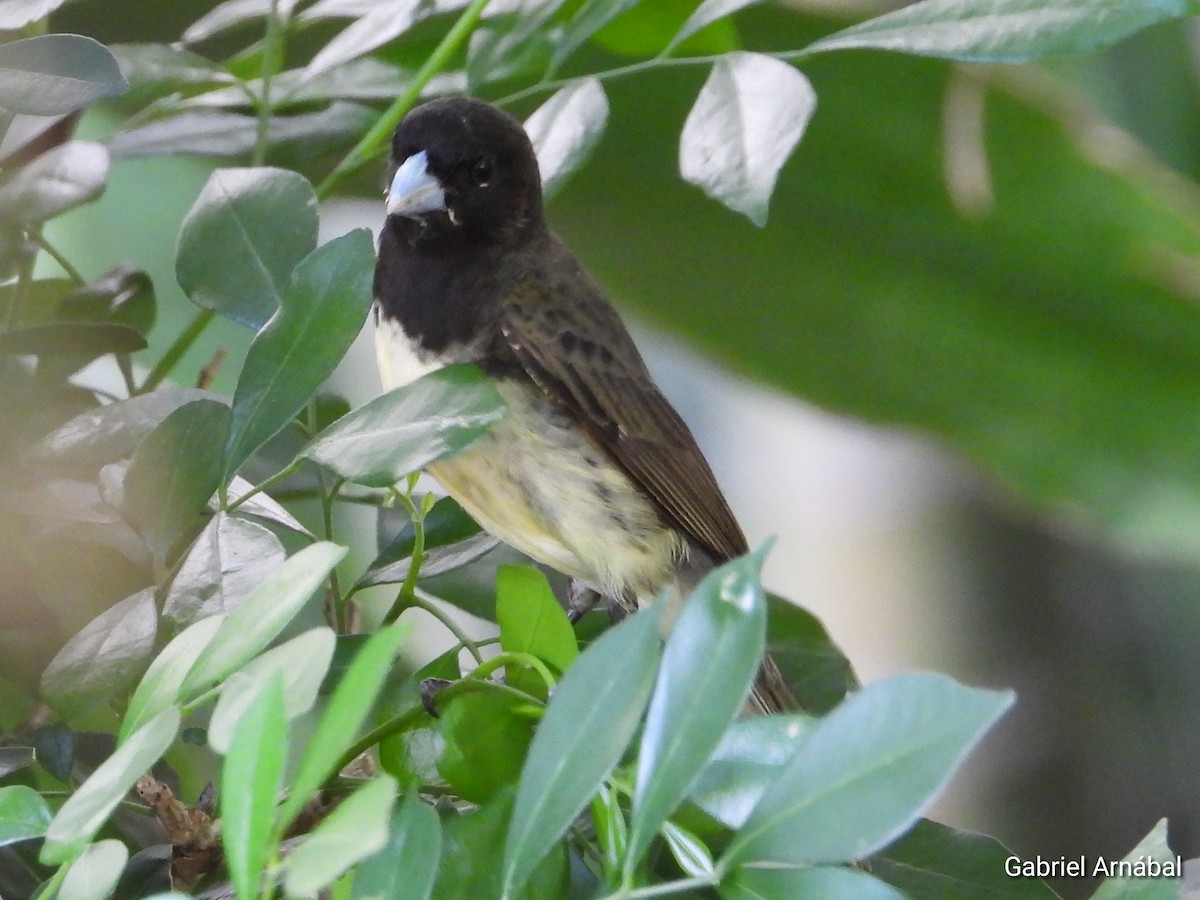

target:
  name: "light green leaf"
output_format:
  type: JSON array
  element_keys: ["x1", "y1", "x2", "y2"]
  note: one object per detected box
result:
[
  {"x1": 661, "y1": 821, "x2": 714, "y2": 880},
  {"x1": 806, "y1": 0, "x2": 1193, "y2": 63},
  {"x1": 181, "y1": 542, "x2": 346, "y2": 695},
  {"x1": 438, "y1": 691, "x2": 536, "y2": 803},
  {"x1": 208, "y1": 628, "x2": 336, "y2": 753},
  {"x1": 221, "y1": 675, "x2": 287, "y2": 900},
  {"x1": 0, "y1": 785, "x2": 52, "y2": 847},
  {"x1": 0, "y1": 35, "x2": 126, "y2": 114},
  {"x1": 121, "y1": 615, "x2": 224, "y2": 743},
  {"x1": 223, "y1": 229, "x2": 375, "y2": 479},
  {"x1": 627, "y1": 553, "x2": 767, "y2": 872},
  {"x1": 1091, "y1": 819, "x2": 1179, "y2": 900},
  {"x1": 723, "y1": 674, "x2": 1012, "y2": 868},
  {"x1": 41, "y1": 707, "x2": 180, "y2": 864},
  {"x1": 720, "y1": 864, "x2": 908, "y2": 900},
  {"x1": 353, "y1": 789, "x2": 442, "y2": 900},
  {"x1": 183, "y1": 0, "x2": 272, "y2": 43},
  {"x1": 123, "y1": 399, "x2": 231, "y2": 564},
  {"x1": 680, "y1": 52, "x2": 815, "y2": 226},
  {"x1": 277, "y1": 622, "x2": 408, "y2": 829},
  {"x1": 305, "y1": 0, "x2": 425, "y2": 77},
  {"x1": 669, "y1": 0, "x2": 763, "y2": 51},
  {"x1": 300, "y1": 364, "x2": 506, "y2": 488},
  {"x1": 502, "y1": 604, "x2": 663, "y2": 898},
  {"x1": 496, "y1": 564, "x2": 577, "y2": 698},
  {"x1": 0, "y1": 142, "x2": 109, "y2": 223},
  {"x1": 282, "y1": 775, "x2": 397, "y2": 897},
  {"x1": 525, "y1": 78, "x2": 609, "y2": 199},
  {"x1": 0, "y1": 0, "x2": 70, "y2": 31},
  {"x1": 59, "y1": 839, "x2": 128, "y2": 900},
  {"x1": 40, "y1": 587, "x2": 157, "y2": 719},
  {"x1": 176, "y1": 167, "x2": 317, "y2": 330},
  {"x1": 163, "y1": 512, "x2": 287, "y2": 627}
]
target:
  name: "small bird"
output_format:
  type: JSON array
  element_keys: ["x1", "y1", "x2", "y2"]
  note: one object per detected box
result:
[{"x1": 373, "y1": 96, "x2": 795, "y2": 714}]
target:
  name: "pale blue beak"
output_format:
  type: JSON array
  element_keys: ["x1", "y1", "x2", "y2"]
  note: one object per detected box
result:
[{"x1": 386, "y1": 150, "x2": 446, "y2": 217}]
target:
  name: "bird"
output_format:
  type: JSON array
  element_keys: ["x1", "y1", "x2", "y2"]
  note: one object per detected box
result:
[{"x1": 373, "y1": 96, "x2": 796, "y2": 714}]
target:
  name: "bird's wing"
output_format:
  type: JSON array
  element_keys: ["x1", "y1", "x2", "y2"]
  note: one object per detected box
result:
[{"x1": 498, "y1": 271, "x2": 748, "y2": 563}]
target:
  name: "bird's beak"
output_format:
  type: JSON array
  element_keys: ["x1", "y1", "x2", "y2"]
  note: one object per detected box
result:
[{"x1": 386, "y1": 150, "x2": 446, "y2": 218}]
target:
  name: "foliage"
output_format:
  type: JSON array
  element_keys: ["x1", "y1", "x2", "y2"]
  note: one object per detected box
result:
[{"x1": 0, "y1": 0, "x2": 1191, "y2": 898}]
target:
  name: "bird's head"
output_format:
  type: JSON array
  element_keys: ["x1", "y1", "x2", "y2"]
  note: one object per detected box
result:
[{"x1": 385, "y1": 97, "x2": 545, "y2": 248}]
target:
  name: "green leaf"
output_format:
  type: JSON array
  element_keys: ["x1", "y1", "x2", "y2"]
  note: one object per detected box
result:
[
  {"x1": 181, "y1": 542, "x2": 347, "y2": 695},
  {"x1": 0, "y1": 35, "x2": 126, "y2": 115},
  {"x1": 441, "y1": 794, "x2": 568, "y2": 900},
  {"x1": 40, "y1": 587, "x2": 157, "y2": 719},
  {"x1": 223, "y1": 229, "x2": 375, "y2": 479},
  {"x1": 439, "y1": 692, "x2": 537, "y2": 803},
  {"x1": 353, "y1": 789, "x2": 442, "y2": 900},
  {"x1": 0, "y1": 322, "x2": 144, "y2": 356},
  {"x1": 502, "y1": 604, "x2": 663, "y2": 898},
  {"x1": 525, "y1": 78, "x2": 609, "y2": 200},
  {"x1": 162, "y1": 512, "x2": 287, "y2": 627},
  {"x1": 34, "y1": 388, "x2": 221, "y2": 468},
  {"x1": 121, "y1": 616, "x2": 224, "y2": 743},
  {"x1": 277, "y1": 622, "x2": 408, "y2": 830},
  {"x1": 627, "y1": 553, "x2": 767, "y2": 871},
  {"x1": 720, "y1": 864, "x2": 907, "y2": 900},
  {"x1": 183, "y1": 0, "x2": 271, "y2": 43},
  {"x1": 1091, "y1": 819, "x2": 1178, "y2": 900},
  {"x1": 220, "y1": 675, "x2": 287, "y2": 900},
  {"x1": 680, "y1": 52, "x2": 814, "y2": 226},
  {"x1": 0, "y1": 141, "x2": 110, "y2": 223},
  {"x1": 765, "y1": 594, "x2": 856, "y2": 714},
  {"x1": 282, "y1": 775, "x2": 397, "y2": 896},
  {"x1": 806, "y1": 0, "x2": 1193, "y2": 63},
  {"x1": 688, "y1": 715, "x2": 815, "y2": 830},
  {"x1": 110, "y1": 43, "x2": 235, "y2": 95},
  {"x1": 871, "y1": 819, "x2": 1061, "y2": 899},
  {"x1": 40, "y1": 707, "x2": 180, "y2": 864},
  {"x1": 59, "y1": 839, "x2": 128, "y2": 900},
  {"x1": 0, "y1": 747, "x2": 34, "y2": 778},
  {"x1": 208, "y1": 627, "x2": 337, "y2": 754},
  {"x1": 722, "y1": 674, "x2": 1012, "y2": 868},
  {"x1": 32, "y1": 724, "x2": 74, "y2": 783},
  {"x1": 661, "y1": 820, "x2": 714, "y2": 880},
  {"x1": 299, "y1": 364, "x2": 506, "y2": 488},
  {"x1": 0, "y1": 785, "x2": 52, "y2": 847},
  {"x1": 176, "y1": 167, "x2": 318, "y2": 330},
  {"x1": 58, "y1": 266, "x2": 156, "y2": 336},
  {"x1": 552, "y1": 0, "x2": 643, "y2": 70},
  {"x1": 305, "y1": 0, "x2": 428, "y2": 78},
  {"x1": 669, "y1": 0, "x2": 762, "y2": 51},
  {"x1": 496, "y1": 564, "x2": 577, "y2": 698},
  {"x1": 359, "y1": 496, "x2": 482, "y2": 589},
  {"x1": 123, "y1": 399, "x2": 231, "y2": 564}
]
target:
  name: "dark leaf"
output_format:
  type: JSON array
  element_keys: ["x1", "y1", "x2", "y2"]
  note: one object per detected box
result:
[
  {"x1": 300, "y1": 364, "x2": 506, "y2": 488},
  {"x1": 1091, "y1": 819, "x2": 1176, "y2": 900},
  {"x1": 223, "y1": 229, "x2": 374, "y2": 480},
  {"x1": 40, "y1": 588, "x2": 157, "y2": 719},
  {"x1": 0, "y1": 322, "x2": 144, "y2": 358},
  {"x1": 175, "y1": 167, "x2": 318, "y2": 330},
  {"x1": 552, "y1": 0, "x2": 642, "y2": 71},
  {"x1": 32, "y1": 724, "x2": 74, "y2": 783},
  {"x1": 123, "y1": 400, "x2": 231, "y2": 564},
  {"x1": 872, "y1": 819, "x2": 1061, "y2": 900},
  {"x1": 0, "y1": 748, "x2": 33, "y2": 779},
  {"x1": 361, "y1": 496, "x2": 482, "y2": 588},
  {"x1": 765, "y1": 593, "x2": 857, "y2": 714},
  {"x1": 57, "y1": 266, "x2": 156, "y2": 336},
  {"x1": 0, "y1": 36, "x2": 126, "y2": 116},
  {"x1": 112, "y1": 844, "x2": 172, "y2": 898}
]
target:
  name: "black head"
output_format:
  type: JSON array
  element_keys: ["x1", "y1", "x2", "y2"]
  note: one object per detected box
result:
[{"x1": 385, "y1": 97, "x2": 545, "y2": 249}]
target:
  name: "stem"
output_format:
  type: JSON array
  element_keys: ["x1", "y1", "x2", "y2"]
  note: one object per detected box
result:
[
  {"x1": 497, "y1": 54, "x2": 722, "y2": 107},
  {"x1": 253, "y1": 0, "x2": 287, "y2": 166},
  {"x1": 468, "y1": 650, "x2": 557, "y2": 694},
  {"x1": 30, "y1": 231, "x2": 86, "y2": 285},
  {"x1": 409, "y1": 594, "x2": 483, "y2": 664},
  {"x1": 319, "y1": 471, "x2": 349, "y2": 630},
  {"x1": 381, "y1": 490, "x2": 427, "y2": 625},
  {"x1": 6, "y1": 227, "x2": 37, "y2": 331},
  {"x1": 315, "y1": 0, "x2": 492, "y2": 199},
  {"x1": 599, "y1": 875, "x2": 719, "y2": 900},
  {"x1": 225, "y1": 459, "x2": 303, "y2": 512},
  {"x1": 138, "y1": 307, "x2": 216, "y2": 393}
]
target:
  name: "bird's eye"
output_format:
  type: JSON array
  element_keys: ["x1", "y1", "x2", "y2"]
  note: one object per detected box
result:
[{"x1": 471, "y1": 157, "x2": 494, "y2": 186}]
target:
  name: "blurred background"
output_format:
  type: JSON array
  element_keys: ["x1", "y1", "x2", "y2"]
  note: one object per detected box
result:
[{"x1": 24, "y1": 1, "x2": 1200, "y2": 896}]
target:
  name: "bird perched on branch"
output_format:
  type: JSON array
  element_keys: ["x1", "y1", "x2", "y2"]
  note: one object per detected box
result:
[{"x1": 373, "y1": 96, "x2": 795, "y2": 714}]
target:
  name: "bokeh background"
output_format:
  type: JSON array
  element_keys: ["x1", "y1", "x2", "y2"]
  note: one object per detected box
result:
[{"x1": 27, "y1": 1, "x2": 1200, "y2": 895}]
